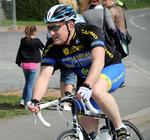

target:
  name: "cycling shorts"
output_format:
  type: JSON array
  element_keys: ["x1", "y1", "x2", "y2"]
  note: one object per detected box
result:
[{"x1": 77, "y1": 62, "x2": 125, "y2": 118}]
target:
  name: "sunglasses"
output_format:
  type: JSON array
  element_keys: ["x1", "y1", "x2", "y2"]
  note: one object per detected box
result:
[{"x1": 47, "y1": 23, "x2": 66, "y2": 32}]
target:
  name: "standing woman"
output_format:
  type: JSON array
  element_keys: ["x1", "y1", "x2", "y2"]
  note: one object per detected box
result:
[{"x1": 16, "y1": 24, "x2": 45, "y2": 108}]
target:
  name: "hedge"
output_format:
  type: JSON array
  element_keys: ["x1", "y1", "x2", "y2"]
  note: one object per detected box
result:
[{"x1": 16, "y1": 0, "x2": 59, "y2": 21}]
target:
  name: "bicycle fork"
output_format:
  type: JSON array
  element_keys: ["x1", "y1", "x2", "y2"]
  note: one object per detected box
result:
[{"x1": 71, "y1": 101, "x2": 90, "y2": 140}]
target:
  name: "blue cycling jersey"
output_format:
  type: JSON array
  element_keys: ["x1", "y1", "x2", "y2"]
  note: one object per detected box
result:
[{"x1": 41, "y1": 23, "x2": 122, "y2": 79}]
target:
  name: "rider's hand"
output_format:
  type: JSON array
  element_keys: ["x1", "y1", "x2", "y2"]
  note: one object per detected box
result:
[
  {"x1": 76, "y1": 83, "x2": 92, "y2": 100},
  {"x1": 27, "y1": 99, "x2": 40, "y2": 114}
]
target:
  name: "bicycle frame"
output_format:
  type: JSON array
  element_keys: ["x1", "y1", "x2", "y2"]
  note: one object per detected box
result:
[
  {"x1": 68, "y1": 95, "x2": 90, "y2": 139},
  {"x1": 59, "y1": 94, "x2": 115, "y2": 140}
]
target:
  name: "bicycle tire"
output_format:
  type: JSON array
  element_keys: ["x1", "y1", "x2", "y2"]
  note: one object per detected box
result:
[
  {"x1": 123, "y1": 120, "x2": 144, "y2": 140},
  {"x1": 57, "y1": 130, "x2": 80, "y2": 140}
]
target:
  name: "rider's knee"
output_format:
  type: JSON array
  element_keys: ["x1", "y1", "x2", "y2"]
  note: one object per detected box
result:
[{"x1": 92, "y1": 85, "x2": 108, "y2": 101}]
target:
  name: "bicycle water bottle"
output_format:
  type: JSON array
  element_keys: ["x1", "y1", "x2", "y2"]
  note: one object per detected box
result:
[{"x1": 100, "y1": 126, "x2": 112, "y2": 140}]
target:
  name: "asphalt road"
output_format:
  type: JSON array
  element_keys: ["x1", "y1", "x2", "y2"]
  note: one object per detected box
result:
[
  {"x1": 0, "y1": 8, "x2": 150, "y2": 140},
  {"x1": 126, "y1": 8, "x2": 150, "y2": 72}
]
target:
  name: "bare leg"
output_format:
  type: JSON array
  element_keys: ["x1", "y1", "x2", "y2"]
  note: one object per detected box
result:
[
  {"x1": 92, "y1": 78, "x2": 123, "y2": 128},
  {"x1": 60, "y1": 81, "x2": 65, "y2": 98},
  {"x1": 60, "y1": 82, "x2": 74, "y2": 97},
  {"x1": 79, "y1": 77, "x2": 123, "y2": 134},
  {"x1": 60, "y1": 82, "x2": 74, "y2": 107}
]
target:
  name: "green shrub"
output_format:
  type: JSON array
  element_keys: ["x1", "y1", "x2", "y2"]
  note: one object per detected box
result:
[
  {"x1": 16, "y1": 0, "x2": 58, "y2": 21},
  {"x1": 1, "y1": 0, "x2": 13, "y2": 19},
  {"x1": 121, "y1": 0, "x2": 150, "y2": 9}
]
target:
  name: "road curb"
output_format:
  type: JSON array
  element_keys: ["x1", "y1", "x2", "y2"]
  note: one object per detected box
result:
[
  {"x1": 122, "y1": 106, "x2": 150, "y2": 126},
  {"x1": 0, "y1": 27, "x2": 8, "y2": 32}
]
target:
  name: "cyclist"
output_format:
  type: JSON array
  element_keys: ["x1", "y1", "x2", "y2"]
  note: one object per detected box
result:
[{"x1": 27, "y1": 4, "x2": 131, "y2": 140}]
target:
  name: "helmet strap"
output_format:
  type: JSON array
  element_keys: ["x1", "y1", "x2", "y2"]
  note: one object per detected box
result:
[{"x1": 63, "y1": 22, "x2": 71, "y2": 45}]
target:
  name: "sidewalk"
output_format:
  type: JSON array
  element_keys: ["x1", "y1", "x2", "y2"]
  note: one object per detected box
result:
[{"x1": 122, "y1": 106, "x2": 150, "y2": 127}]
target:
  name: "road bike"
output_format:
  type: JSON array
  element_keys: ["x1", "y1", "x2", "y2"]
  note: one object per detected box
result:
[{"x1": 32, "y1": 92, "x2": 144, "y2": 140}]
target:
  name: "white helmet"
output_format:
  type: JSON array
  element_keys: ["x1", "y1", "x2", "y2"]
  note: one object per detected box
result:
[{"x1": 45, "y1": 4, "x2": 76, "y2": 23}]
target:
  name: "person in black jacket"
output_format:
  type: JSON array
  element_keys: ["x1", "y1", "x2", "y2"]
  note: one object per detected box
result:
[{"x1": 16, "y1": 24, "x2": 44, "y2": 108}]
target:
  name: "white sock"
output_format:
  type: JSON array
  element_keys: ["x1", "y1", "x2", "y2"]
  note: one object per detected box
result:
[{"x1": 115, "y1": 124, "x2": 126, "y2": 131}]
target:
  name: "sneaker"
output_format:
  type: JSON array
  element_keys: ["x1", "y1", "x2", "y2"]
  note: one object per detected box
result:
[
  {"x1": 116, "y1": 127, "x2": 131, "y2": 140},
  {"x1": 25, "y1": 105, "x2": 28, "y2": 110},
  {"x1": 20, "y1": 99, "x2": 25, "y2": 108},
  {"x1": 63, "y1": 105, "x2": 71, "y2": 111},
  {"x1": 60, "y1": 102, "x2": 71, "y2": 111}
]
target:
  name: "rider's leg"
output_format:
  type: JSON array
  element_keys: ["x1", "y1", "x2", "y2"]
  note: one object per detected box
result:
[
  {"x1": 79, "y1": 78, "x2": 123, "y2": 133},
  {"x1": 92, "y1": 62, "x2": 125, "y2": 128},
  {"x1": 60, "y1": 69, "x2": 75, "y2": 110},
  {"x1": 79, "y1": 62, "x2": 125, "y2": 133},
  {"x1": 92, "y1": 77, "x2": 123, "y2": 128}
]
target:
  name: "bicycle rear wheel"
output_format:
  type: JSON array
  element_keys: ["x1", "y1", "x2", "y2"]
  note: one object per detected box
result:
[
  {"x1": 123, "y1": 120, "x2": 144, "y2": 140},
  {"x1": 57, "y1": 130, "x2": 80, "y2": 140}
]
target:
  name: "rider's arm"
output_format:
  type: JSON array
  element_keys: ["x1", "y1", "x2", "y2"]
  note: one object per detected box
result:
[
  {"x1": 27, "y1": 65, "x2": 54, "y2": 113},
  {"x1": 32, "y1": 65, "x2": 54, "y2": 101},
  {"x1": 84, "y1": 46, "x2": 105, "y2": 87}
]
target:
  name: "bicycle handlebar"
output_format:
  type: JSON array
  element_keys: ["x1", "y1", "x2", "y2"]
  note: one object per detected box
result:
[
  {"x1": 33, "y1": 94, "x2": 99, "y2": 127},
  {"x1": 35, "y1": 100, "x2": 59, "y2": 128},
  {"x1": 37, "y1": 110, "x2": 51, "y2": 127}
]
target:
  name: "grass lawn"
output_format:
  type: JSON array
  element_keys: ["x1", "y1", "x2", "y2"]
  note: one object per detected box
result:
[
  {"x1": 0, "y1": 95, "x2": 29, "y2": 119},
  {"x1": 0, "y1": 94, "x2": 58, "y2": 120}
]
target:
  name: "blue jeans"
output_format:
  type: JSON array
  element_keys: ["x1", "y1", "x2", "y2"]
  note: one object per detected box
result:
[
  {"x1": 22, "y1": 69, "x2": 37, "y2": 103},
  {"x1": 60, "y1": 69, "x2": 75, "y2": 86}
]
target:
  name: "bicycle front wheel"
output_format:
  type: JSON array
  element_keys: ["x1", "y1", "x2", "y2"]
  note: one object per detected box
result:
[
  {"x1": 57, "y1": 130, "x2": 80, "y2": 140},
  {"x1": 123, "y1": 120, "x2": 144, "y2": 140}
]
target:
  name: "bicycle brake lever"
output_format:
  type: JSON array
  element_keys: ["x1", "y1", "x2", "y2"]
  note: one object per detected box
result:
[
  {"x1": 32, "y1": 112, "x2": 37, "y2": 124},
  {"x1": 30, "y1": 103, "x2": 37, "y2": 124}
]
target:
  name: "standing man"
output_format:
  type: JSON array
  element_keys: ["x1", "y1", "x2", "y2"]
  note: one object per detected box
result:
[
  {"x1": 103, "y1": 0, "x2": 127, "y2": 35},
  {"x1": 28, "y1": 4, "x2": 131, "y2": 140}
]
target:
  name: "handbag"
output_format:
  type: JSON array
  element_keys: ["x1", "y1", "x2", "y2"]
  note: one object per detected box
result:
[
  {"x1": 116, "y1": 27, "x2": 129, "y2": 57},
  {"x1": 126, "y1": 31, "x2": 132, "y2": 45},
  {"x1": 103, "y1": 8, "x2": 129, "y2": 58},
  {"x1": 124, "y1": 14, "x2": 132, "y2": 45}
]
